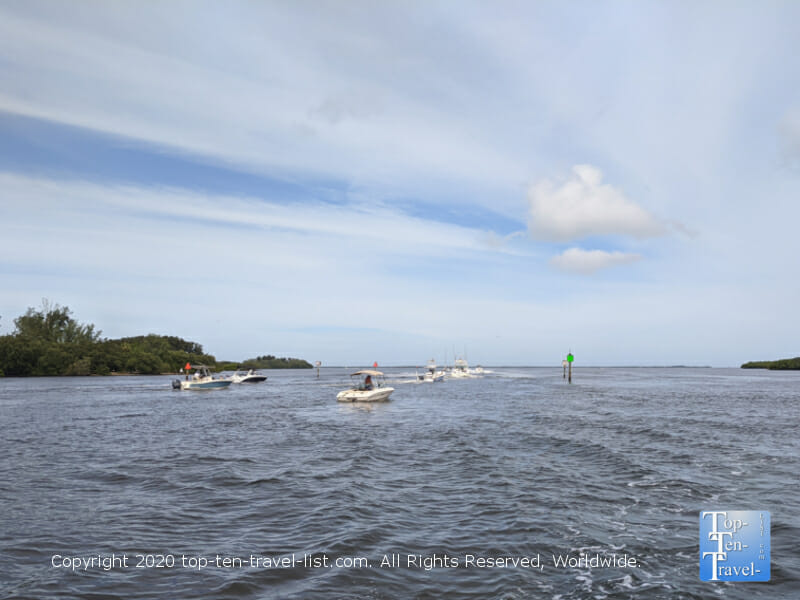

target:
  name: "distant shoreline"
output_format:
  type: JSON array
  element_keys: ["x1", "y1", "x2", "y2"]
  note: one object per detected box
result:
[
  {"x1": 741, "y1": 356, "x2": 800, "y2": 370},
  {"x1": 8, "y1": 365, "x2": 800, "y2": 379},
  {"x1": 293, "y1": 365, "x2": 720, "y2": 369}
]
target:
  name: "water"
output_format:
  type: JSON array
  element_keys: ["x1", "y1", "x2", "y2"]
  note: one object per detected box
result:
[{"x1": 1, "y1": 368, "x2": 798, "y2": 599}]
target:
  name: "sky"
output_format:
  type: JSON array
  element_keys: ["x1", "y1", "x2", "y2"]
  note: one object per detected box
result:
[{"x1": 1, "y1": 1, "x2": 799, "y2": 367}]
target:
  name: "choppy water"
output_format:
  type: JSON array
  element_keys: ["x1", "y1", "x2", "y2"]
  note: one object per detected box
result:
[{"x1": 1, "y1": 368, "x2": 798, "y2": 599}]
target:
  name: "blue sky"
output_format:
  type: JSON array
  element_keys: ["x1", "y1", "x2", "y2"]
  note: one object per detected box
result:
[{"x1": 2, "y1": 1, "x2": 799, "y2": 366}]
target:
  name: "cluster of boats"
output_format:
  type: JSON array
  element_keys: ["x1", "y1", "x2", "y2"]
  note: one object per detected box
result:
[
  {"x1": 418, "y1": 358, "x2": 484, "y2": 381},
  {"x1": 171, "y1": 366, "x2": 267, "y2": 390},
  {"x1": 337, "y1": 358, "x2": 485, "y2": 403},
  {"x1": 172, "y1": 358, "x2": 486, "y2": 402}
]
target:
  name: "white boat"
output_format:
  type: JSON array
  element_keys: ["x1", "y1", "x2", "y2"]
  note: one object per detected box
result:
[
  {"x1": 422, "y1": 359, "x2": 445, "y2": 382},
  {"x1": 337, "y1": 370, "x2": 394, "y2": 402},
  {"x1": 172, "y1": 365, "x2": 232, "y2": 390},
  {"x1": 449, "y1": 357, "x2": 473, "y2": 378},
  {"x1": 230, "y1": 368, "x2": 268, "y2": 384}
]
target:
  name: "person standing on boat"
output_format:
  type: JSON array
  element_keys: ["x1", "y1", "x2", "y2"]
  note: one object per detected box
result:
[{"x1": 364, "y1": 375, "x2": 373, "y2": 390}]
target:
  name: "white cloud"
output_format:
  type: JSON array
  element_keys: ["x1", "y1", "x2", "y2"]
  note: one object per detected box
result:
[
  {"x1": 550, "y1": 247, "x2": 642, "y2": 274},
  {"x1": 527, "y1": 165, "x2": 665, "y2": 241}
]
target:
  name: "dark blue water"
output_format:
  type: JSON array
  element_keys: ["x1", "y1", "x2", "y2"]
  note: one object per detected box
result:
[{"x1": 1, "y1": 368, "x2": 798, "y2": 599}]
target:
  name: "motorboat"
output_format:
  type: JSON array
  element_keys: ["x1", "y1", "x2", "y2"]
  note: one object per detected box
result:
[
  {"x1": 421, "y1": 359, "x2": 445, "y2": 382},
  {"x1": 172, "y1": 365, "x2": 232, "y2": 390},
  {"x1": 337, "y1": 370, "x2": 394, "y2": 402},
  {"x1": 230, "y1": 368, "x2": 268, "y2": 384},
  {"x1": 449, "y1": 357, "x2": 474, "y2": 378}
]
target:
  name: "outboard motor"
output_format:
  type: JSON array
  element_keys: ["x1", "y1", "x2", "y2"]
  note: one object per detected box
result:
[{"x1": 172, "y1": 379, "x2": 182, "y2": 390}]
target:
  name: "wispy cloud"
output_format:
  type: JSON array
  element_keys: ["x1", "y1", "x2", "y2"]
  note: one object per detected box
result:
[
  {"x1": 481, "y1": 230, "x2": 527, "y2": 249},
  {"x1": 550, "y1": 247, "x2": 642, "y2": 275},
  {"x1": 2, "y1": 3, "x2": 800, "y2": 365},
  {"x1": 0, "y1": 4, "x2": 526, "y2": 215},
  {"x1": 0, "y1": 172, "x2": 523, "y2": 265},
  {"x1": 0, "y1": 171, "x2": 542, "y2": 363}
]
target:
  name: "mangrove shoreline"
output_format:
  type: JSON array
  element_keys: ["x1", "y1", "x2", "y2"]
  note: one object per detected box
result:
[{"x1": 0, "y1": 302, "x2": 311, "y2": 377}]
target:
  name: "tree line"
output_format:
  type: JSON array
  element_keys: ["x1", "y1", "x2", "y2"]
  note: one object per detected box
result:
[
  {"x1": 741, "y1": 357, "x2": 800, "y2": 370},
  {"x1": 217, "y1": 355, "x2": 313, "y2": 371},
  {"x1": 0, "y1": 301, "x2": 311, "y2": 376}
]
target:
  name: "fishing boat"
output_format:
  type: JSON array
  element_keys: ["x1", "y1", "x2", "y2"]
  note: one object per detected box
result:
[
  {"x1": 230, "y1": 368, "x2": 268, "y2": 384},
  {"x1": 449, "y1": 357, "x2": 473, "y2": 378},
  {"x1": 421, "y1": 359, "x2": 445, "y2": 382},
  {"x1": 337, "y1": 370, "x2": 394, "y2": 402},
  {"x1": 172, "y1": 365, "x2": 232, "y2": 390}
]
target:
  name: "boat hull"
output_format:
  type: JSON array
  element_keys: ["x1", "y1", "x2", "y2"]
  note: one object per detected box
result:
[
  {"x1": 336, "y1": 387, "x2": 394, "y2": 402},
  {"x1": 423, "y1": 372, "x2": 445, "y2": 382},
  {"x1": 231, "y1": 375, "x2": 268, "y2": 384},
  {"x1": 179, "y1": 379, "x2": 232, "y2": 390},
  {"x1": 449, "y1": 370, "x2": 473, "y2": 378}
]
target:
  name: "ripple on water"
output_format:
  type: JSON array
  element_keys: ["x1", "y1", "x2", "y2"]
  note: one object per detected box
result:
[{"x1": 0, "y1": 368, "x2": 798, "y2": 599}]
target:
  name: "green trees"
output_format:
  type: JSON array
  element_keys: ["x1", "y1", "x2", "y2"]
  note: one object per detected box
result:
[
  {"x1": 741, "y1": 357, "x2": 800, "y2": 370},
  {"x1": 0, "y1": 301, "x2": 214, "y2": 376},
  {"x1": 98, "y1": 335, "x2": 216, "y2": 375},
  {"x1": 0, "y1": 301, "x2": 101, "y2": 376},
  {"x1": 0, "y1": 335, "x2": 41, "y2": 376},
  {"x1": 14, "y1": 300, "x2": 100, "y2": 345},
  {"x1": 0, "y1": 301, "x2": 312, "y2": 376},
  {"x1": 217, "y1": 355, "x2": 312, "y2": 371}
]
